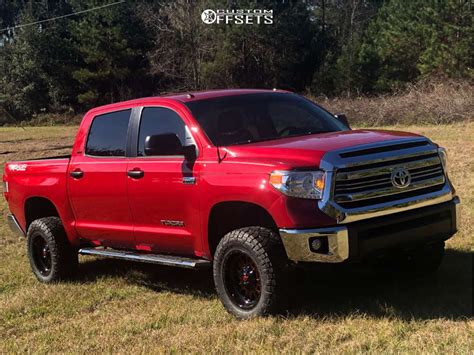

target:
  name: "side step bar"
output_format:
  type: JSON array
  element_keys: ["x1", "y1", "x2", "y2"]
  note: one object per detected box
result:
[{"x1": 78, "y1": 248, "x2": 211, "y2": 269}]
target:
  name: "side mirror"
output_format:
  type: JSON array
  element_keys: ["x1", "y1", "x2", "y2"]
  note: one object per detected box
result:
[
  {"x1": 334, "y1": 113, "x2": 350, "y2": 129},
  {"x1": 145, "y1": 134, "x2": 197, "y2": 160}
]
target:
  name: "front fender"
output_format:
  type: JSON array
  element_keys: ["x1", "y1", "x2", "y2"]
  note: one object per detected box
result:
[{"x1": 198, "y1": 162, "x2": 336, "y2": 257}]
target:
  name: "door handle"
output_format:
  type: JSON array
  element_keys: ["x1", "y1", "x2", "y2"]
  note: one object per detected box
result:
[
  {"x1": 127, "y1": 169, "x2": 144, "y2": 179},
  {"x1": 70, "y1": 169, "x2": 84, "y2": 179}
]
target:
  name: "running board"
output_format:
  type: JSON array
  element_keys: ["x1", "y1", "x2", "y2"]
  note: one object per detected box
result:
[{"x1": 78, "y1": 248, "x2": 210, "y2": 269}]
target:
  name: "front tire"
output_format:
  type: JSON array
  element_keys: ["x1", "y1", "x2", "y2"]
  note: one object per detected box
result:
[
  {"x1": 213, "y1": 227, "x2": 287, "y2": 319},
  {"x1": 27, "y1": 217, "x2": 78, "y2": 282}
]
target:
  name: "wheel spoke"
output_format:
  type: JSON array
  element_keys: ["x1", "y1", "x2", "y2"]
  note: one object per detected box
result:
[
  {"x1": 32, "y1": 235, "x2": 52, "y2": 277},
  {"x1": 224, "y1": 252, "x2": 262, "y2": 309}
]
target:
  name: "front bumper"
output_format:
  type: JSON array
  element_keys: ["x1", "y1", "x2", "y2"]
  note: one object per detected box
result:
[{"x1": 280, "y1": 197, "x2": 460, "y2": 263}]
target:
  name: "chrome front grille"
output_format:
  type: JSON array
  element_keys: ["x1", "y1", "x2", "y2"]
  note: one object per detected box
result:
[
  {"x1": 334, "y1": 152, "x2": 445, "y2": 208},
  {"x1": 318, "y1": 138, "x2": 453, "y2": 224}
]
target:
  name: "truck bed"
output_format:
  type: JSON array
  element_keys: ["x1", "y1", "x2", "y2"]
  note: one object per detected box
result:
[
  {"x1": 8, "y1": 154, "x2": 71, "y2": 162},
  {"x1": 4, "y1": 156, "x2": 72, "y2": 235}
]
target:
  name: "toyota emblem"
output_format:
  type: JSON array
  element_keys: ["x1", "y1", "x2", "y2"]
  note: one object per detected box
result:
[{"x1": 391, "y1": 167, "x2": 411, "y2": 188}]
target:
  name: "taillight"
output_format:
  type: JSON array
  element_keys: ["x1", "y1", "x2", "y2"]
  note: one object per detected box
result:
[{"x1": 2, "y1": 175, "x2": 8, "y2": 201}]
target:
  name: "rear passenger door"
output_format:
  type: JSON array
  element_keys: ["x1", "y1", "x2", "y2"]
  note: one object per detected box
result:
[
  {"x1": 126, "y1": 106, "x2": 200, "y2": 255},
  {"x1": 68, "y1": 109, "x2": 135, "y2": 248}
]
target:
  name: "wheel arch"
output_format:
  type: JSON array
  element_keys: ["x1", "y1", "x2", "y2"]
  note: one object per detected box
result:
[
  {"x1": 207, "y1": 201, "x2": 279, "y2": 257},
  {"x1": 24, "y1": 196, "x2": 60, "y2": 231}
]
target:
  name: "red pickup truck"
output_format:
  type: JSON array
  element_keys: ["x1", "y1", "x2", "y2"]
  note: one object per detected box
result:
[{"x1": 4, "y1": 89, "x2": 460, "y2": 318}]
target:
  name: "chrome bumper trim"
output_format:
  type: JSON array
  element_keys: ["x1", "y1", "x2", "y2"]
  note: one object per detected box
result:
[
  {"x1": 7, "y1": 214, "x2": 25, "y2": 237},
  {"x1": 280, "y1": 226, "x2": 349, "y2": 263},
  {"x1": 453, "y1": 195, "x2": 461, "y2": 231}
]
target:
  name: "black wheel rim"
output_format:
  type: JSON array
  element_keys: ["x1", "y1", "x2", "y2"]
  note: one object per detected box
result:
[
  {"x1": 32, "y1": 235, "x2": 52, "y2": 277},
  {"x1": 223, "y1": 251, "x2": 261, "y2": 309}
]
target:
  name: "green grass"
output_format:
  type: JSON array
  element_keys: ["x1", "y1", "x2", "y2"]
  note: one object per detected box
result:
[{"x1": 0, "y1": 124, "x2": 472, "y2": 352}]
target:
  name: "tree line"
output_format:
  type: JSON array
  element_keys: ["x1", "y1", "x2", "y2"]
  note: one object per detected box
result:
[{"x1": 0, "y1": 0, "x2": 472, "y2": 121}]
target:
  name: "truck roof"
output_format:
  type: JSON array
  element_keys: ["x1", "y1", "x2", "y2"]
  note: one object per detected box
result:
[
  {"x1": 163, "y1": 88, "x2": 290, "y2": 102},
  {"x1": 85, "y1": 89, "x2": 291, "y2": 115}
]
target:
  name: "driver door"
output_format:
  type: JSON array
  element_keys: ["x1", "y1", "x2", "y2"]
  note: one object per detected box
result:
[{"x1": 126, "y1": 107, "x2": 200, "y2": 255}]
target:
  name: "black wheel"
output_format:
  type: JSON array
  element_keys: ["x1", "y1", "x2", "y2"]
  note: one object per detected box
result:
[
  {"x1": 27, "y1": 217, "x2": 78, "y2": 282},
  {"x1": 223, "y1": 251, "x2": 262, "y2": 310},
  {"x1": 213, "y1": 227, "x2": 287, "y2": 319},
  {"x1": 374, "y1": 242, "x2": 445, "y2": 275}
]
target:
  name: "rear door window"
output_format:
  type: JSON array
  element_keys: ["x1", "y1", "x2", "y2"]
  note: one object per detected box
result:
[{"x1": 86, "y1": 109, "x2": 131, "y2": 157}]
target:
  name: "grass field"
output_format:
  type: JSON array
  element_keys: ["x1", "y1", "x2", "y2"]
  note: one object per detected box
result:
[{"x1": 0, "y1": 123, "x2": 472, "y2": 353}]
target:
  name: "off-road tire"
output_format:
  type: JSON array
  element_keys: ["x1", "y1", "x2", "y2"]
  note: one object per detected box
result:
[
  {"x1": 213, "y1": 226, "x2": 288, "y2": 319},
  {"x1": 27, "y1": 217, "x2": 78, "y2": 282}
]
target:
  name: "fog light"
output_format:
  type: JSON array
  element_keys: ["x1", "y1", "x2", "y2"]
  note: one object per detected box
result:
[
  {"x1": 309, "y1": 236, "x2": 329, "y2": 254},
  {"x1": 311, "y1": 239, "x2": 322, "y2": 251}
]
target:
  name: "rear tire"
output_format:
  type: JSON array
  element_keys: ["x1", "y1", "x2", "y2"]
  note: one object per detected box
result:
[
  {"x1": 213, "y1": 226, "x2": 288, "y2": 319},
  {"x1": 27, "y1": 217, "x2": 78, "y2": 282}
]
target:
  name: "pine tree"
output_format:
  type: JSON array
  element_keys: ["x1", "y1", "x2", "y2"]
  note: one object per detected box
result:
[
  {"x1": 356, "y1": 0, "x2": 473, "y2": 93},
  {"x1": 69, "y1": 0, "x2": 152, "y2": 107},
  {"x1": 0, "y1": 0, "x2": 75, "y2": 119}
]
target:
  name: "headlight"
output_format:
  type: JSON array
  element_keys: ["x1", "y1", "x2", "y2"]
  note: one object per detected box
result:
[
  {"x1": 438, "y1": 147, "x2": 448, "y2": 173},
  {"x1": 269, "y1": 170, "x2": 325, "y2": 199}
]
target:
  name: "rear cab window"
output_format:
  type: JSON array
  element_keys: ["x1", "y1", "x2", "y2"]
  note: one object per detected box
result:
[{"x1": 86, "y1": 109, "x2": 131, "y2": 157}]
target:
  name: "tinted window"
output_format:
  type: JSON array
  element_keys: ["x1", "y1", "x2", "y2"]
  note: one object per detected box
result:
[
  {"x1": 138, "y1": 107, "x2": 187, "y2": 156},
  {"x1": 86, "y1": 109, "x2": 131, "y2": 156},
  {"x1": 185, "y1": 93, "x2": 346, "y2": 146}
]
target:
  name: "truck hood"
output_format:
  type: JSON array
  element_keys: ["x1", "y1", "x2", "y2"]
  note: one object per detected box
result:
[{"x1": 222, "y1": 129, "x2": 425, "y2": 168}]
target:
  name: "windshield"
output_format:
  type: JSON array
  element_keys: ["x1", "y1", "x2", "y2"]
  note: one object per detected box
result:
[{"x1": 184, "y1": 93, "x2": 347, "y2": 146}]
